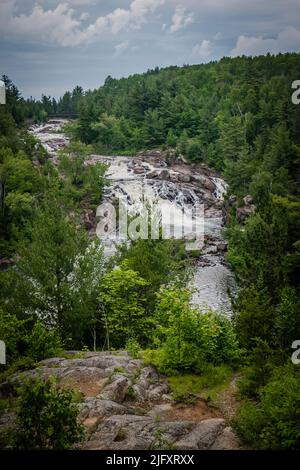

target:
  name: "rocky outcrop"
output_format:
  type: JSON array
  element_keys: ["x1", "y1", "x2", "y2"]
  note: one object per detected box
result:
[{"x1": 0, "y1": 352, "x2": 241, "y2": 450}]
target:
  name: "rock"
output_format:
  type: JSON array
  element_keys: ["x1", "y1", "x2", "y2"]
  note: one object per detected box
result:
[
  {"x1": 217, "y1": 242, "x2": 228, "y2": 252},
  {"x1": 83, "y1": 415, "x2": 153, "y2": 450},
  {"x1": 191, "y1": 175, "x2": 216, "y2": 192},
  {"x1": 228, "y1": 195, "x2": 237, "y2": 206},
  {"x1": 174, "y1": 418, "x2": 225, "y2": 450},
  {"x1": 236, "y1": 204, "x2": 256, "y2": 223},
  {"x1": 210, "y1": 426, "x2": 241, "y2": 450},
  {"x1": 132, "y1": 366, "x2": 160, "y2": 402},
  {"x1": 39, "y1": 357, "x2": 64, "y2": 367},
  {"x1": 204, "y1": 245, "x2": 218, "y2": 255},
  {"x1": 147, "y1": 383, "x2": 169, "y2": 401},
  {"x1": 80, "y1": 398, "x2": 127, "y2": 421},
  {"x1": 98, "y1": 375, "x2": 132, "y2": 402},
  {"x1": 243, "y1": 194, "x2": 254, "y2": 205},
  {"x1": 133, "y1": 167, "x2": 145, "y2": 175},
  {"x1": 177, "y1": 173, "x2": 191, "y2": 183},
  {"x1": 147, "y1": 170, "x2": 160, "y2": 179},
  {"x1": 147, "y1": 403, "x2": 173, "y2": 418}
]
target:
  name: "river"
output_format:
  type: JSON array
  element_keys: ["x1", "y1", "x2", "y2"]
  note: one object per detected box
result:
[{"x1": 30, "y1": 119, "x2": 236, "y2": 316}]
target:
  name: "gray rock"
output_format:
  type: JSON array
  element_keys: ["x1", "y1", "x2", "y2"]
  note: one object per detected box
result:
[
  {"x1": 98, "y1": 375, "x2": 132, "y2": 402},
  {"x1": 243, "y1": 194, "x2": 254, "y2": 205},
  {"x1": 217, "y1": 242, "x2": 228, "y2": 252},
  {"x1": 191, "y1": 175, "x2": 216, "y2": 192},
  {"x1": 236, "y1": 204, "x2": 256, "y2": 223},
  {"x1": 147, "y1": 383, "x2": 169, "y2": 401},
  {"x1": 228, "y1": 195, "x2": 237, "y2": 206},
  {"x1": 210, "y1": 426, "x2": 241, "y2": 450},
  {"x1": 174, "y1": 418, "x2": 225, "y2": 450},
  {"x1": 80, "y1": 398, "x2": 127, "y2": 420}
]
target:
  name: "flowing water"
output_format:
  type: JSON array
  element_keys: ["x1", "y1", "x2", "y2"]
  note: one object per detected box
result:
[{"x1": 30, "y1": 119, "x2": 236, "y2": 316}]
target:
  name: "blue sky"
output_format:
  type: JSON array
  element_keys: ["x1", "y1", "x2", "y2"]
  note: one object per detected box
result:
[{"x1": 1, "y1": 0, "x2": 300, "y2": 98}]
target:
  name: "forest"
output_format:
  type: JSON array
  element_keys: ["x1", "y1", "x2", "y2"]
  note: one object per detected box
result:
[{"x1": 0, "y1": 52, "x2": 300, "y2": 450}]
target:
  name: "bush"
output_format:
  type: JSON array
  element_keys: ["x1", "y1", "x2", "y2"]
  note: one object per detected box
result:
[
  {"x1": 26, "y1": 321, "x2": 63, "y2": 362},
  {"x1": 126, "y1": 338, "x2": 141, "y2": 359},
  {"x1": 13, "y1": 377, "x2": 84, "y2": 449},
  {"x1": 99, "y1": 266, "x2": 152, "y2": 348},
  {"x1": 234, "y1": 364, "x2": 300, "y2": 449},
  {"x1": 148, "y1": 285, "x2": 240, "y2": 373}
]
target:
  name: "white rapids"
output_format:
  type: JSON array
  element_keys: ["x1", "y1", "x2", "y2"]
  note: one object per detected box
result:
[{"x1": 30, "y1": 119, "x2": 236, "y2": 316}]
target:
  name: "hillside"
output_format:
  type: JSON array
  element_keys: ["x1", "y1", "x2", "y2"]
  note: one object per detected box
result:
[{"x1": 1, "y1": 53, "x2": 300, "y2": 450}]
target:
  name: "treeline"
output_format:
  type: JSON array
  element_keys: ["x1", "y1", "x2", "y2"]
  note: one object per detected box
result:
[{"x1": 1, "y1": 75, "x2": 84, "y2": 123}]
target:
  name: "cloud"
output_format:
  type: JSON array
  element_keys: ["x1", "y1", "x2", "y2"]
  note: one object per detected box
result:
[
  {"x1": 0, "y1": 0, "x2": 165, "y2": 47},
  {"x1": 66, "y1": 0, "x2": 96, "y2": 5},
  {"x1": 170, "y1": 5, "x2": 194, "y2": 33},
  {"x1": 192, "y1": 39, "x2": 213, "y2": 60},
  {"x1": 114, "y1": 40, "x2": 130, "y2": 57},
  {"x1": 231, "y1": 26, "x2": 300, "y2": 56}
]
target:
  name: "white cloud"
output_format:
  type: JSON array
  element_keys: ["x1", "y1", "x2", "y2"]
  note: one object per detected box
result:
[
  {"x1": 170, "y1": 5, "x2": 194, "y2": 33},
  {"x1": 0, "y1": 0, "x2": 165, "y2": 47},
  {"x1": 66, "y1": 0, "x2": 96, "y2": 5},
  {"x1": 192, "y1": 39, "x2": 213, "y2": 60},
  {"x1": 231, "y1": 26, "x2": 300, "y2": 56},
  {"x1": 114, "y1": 40, "x2": 130, "y2": 57}
]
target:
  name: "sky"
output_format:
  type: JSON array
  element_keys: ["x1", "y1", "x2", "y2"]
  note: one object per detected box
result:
[{"x1": 1, "y1": 0, "x2": 300, "y2": 99}]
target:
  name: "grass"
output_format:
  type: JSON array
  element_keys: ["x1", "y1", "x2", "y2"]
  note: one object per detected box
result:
[{"x1": 167, "y1": 364, "x2": 234, "y2": 404}]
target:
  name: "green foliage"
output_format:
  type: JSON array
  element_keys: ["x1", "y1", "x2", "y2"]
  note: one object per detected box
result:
[
  {"x1": 147, "y1": 285, "x2": 239, "y2": 373},
  {"x1": 1, "y1": 198, "x2": 106, "y2": 349},
  {"x1": 58, "y1": 141, "x2": 107, "y2": 208},
  {"x1": 26, "y1": 322, "x2": 62, "y2": 362},
  {"x1": 99, "y1": 265, "x2": 151, "y2": 348},
  {"x1": 125, "y1": 338, "x2": 141, "y2": 359},
  {"x1": 117, "y1": 237, "x2": 187, "y2": 312},
  {"x1": 234, "y1": 365, "x2": 300, "y2": 449},
  {"x1": 13, "y1": 377, "x2": 84, "y2": 450},
  {"x1": 0, "y1": 308, "x2": 28, "y2": 363},
  {"x1": 167, "y1": 365, "x2": 234, "y2": 402}
]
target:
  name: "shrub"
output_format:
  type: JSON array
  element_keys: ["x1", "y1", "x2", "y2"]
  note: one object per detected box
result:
[
  {"x1": 149, "y1": 285, "x2": 240, "y2": 373},
  {"x1": 13, "y1": 377, "x2": 84, "y2": 449},
  {"x1": 126, "y1": 338, "x2": 141, "y2": 359},
  {"x1": 99, "y1": 266, "x2": 152, "y2": 348},
  {"x1": 234, "y1": 364, "x2": 300, "y2": 449},
  {"x1": 26, "y1": 321, "x2": 63, "y2": 362}
]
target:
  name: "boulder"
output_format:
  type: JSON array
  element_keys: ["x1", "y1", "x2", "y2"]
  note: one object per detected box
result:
[
  {"x1": 236, "y1": 204, "x2": 256, "y2": 223},
  {"x1": 174, "y1": 418, "x2": 225, "y2": 450},
  {"x1": 217, "y1": 242, "x2": 228, "y2": 252},
  {"x1": 133, "y1": 167, "x2": 145, "y2": 175},
  {"x1": 210, "y1": 426, "x2": 241, "y2": 450},
  {"x1": 228, "y1": 195, "x2": 237, "y2": 206},
  {"x1": 80, "y1": 398, "x2": 127, "y2": 421},
  {"x1": 191, "y1": 175, "x2": 216, "y2": 192},
  {"x1": 177, "y1": 173, "x2": 191, "y2": 183},
  {"x1": 98, "y1": 375, "x2": 132, "y2": 402},
  {"x1": 243, "y1": 194, "x2": 254, "y2": 205}
]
